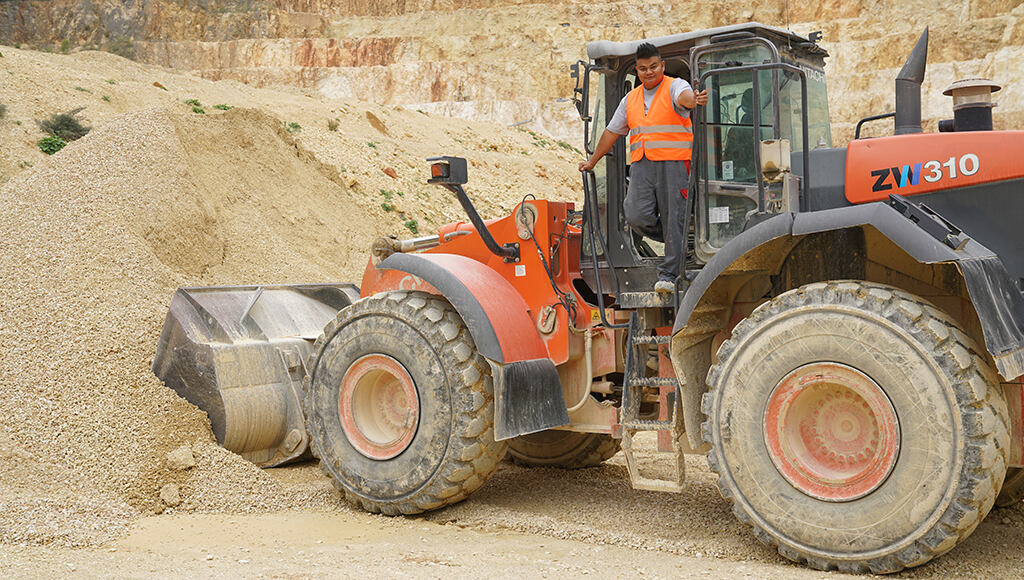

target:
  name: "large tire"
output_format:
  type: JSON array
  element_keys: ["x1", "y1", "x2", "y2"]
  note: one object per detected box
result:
[
  {"x1": 304, "y1": 290, "x2": 508, "y2": 515},
  {"x1": 507, "y1": 430, "x2": 621, "y2": 468},
  {"x1": 702, "y1": 281, "x2": 1009, "y2": 574}
]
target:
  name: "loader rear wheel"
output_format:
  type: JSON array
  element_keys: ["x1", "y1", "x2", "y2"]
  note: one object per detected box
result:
[
  {"x1": 304, "y1": 290, "x2": 508, "y2": 515},
  {"x1": 702, "y1": 281, "x2": 1009, "y2": 574},
  {"x1": 507, "y1": 430, "x2": 620, "y2": 468}
]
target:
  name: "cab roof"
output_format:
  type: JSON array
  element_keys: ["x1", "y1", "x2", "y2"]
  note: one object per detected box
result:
[{"x1": 586, "y1": 22, "x2": 822, "y2": 62}]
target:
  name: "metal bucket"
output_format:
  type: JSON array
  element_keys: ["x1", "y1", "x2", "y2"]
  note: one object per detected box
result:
[{"x1": 152, "y1": 283, "x2": 359, "y2": 466}]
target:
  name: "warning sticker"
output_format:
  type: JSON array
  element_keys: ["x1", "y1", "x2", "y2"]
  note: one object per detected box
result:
[
  {"x1": 709, "y1": 206, "x2": 730, "y2": 224},
  {"x1": 514, "y1": 265, "x2": 526, "y2": 277},
  {"x1": 722, "y1": 160, "x2": 734, "y2": 181}
]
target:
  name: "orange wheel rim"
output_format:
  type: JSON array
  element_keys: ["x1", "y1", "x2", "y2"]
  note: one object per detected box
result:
[
  {"x1": 339, "y1": 354, "x2": 419, "y2": 460},
  {"x1": 763, "y1": 363, "x2": 900, "y2": 502}
]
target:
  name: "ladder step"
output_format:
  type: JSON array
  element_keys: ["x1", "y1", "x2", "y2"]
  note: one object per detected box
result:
[
  {"x1": 631, "y1": 377, "x2": 679, "y2": 387},
  {"x1": 622, "y1": 430, "x2": 685, "y2": 493},
  {"x1": 632, "y1": 335, "x2": 671, "y2": 345},
  {"x1": 622, "y1": 419, "x2": 674, "y2": 430}
]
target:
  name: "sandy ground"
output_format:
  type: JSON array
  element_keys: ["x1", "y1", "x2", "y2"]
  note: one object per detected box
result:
[{"x1": 4, "y1": 445, "x2": 1024, "y2": 579}]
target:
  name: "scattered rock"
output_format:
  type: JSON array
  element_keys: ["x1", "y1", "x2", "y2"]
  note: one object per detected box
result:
[
  {"x1": 160, "y1": 483, "x2": 182, "y2": 507},
  {"x1": 365, "y1": 111, "x2": 389, "y2": 135},
  {"x1": 382, "y1": 166, "x2": 398, "y2": 179},
  {"x1": 166, "y1": 446, "x2": 197, "y2": 471}
]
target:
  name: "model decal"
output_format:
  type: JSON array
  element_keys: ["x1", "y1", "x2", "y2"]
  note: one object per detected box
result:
[{"x1": 871, "y1": 154, "x2": 979, "y2": 193}]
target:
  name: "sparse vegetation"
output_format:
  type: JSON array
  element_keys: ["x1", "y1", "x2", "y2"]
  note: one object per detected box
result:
[
  {"x1": 108, "y1": 36, "x2": 134, "y2": 60},
  {"x1": 213, "y1": 104, "x2": 232, "y2": 111},
  {"x1": 191, "y1": 106, "x2": 205, "y2": 114},
  {"x1": 380, "y1": 202, "x2": 394, "y2": 212},
  {"x1": 286, "y1": 122, "x2": 302, "y2": 134},
  {"x1": 102, "y1": 95, "x2": 111, "y2": 102},
  {"x1": 0, "y1": 104, "x2": 6, "y2": 120},
  {"x1": 327, "y1": 118, "x2": 339, "y2": 131},
  {"x1": 522, "y1": 128, "x2": 552, "y2": 148},
  {"x1": 60, "y1": 39, "x2": 70, "y2": 54},
  {"x1": 184, "y1": 99, "x2": 202, "y2": 106},
  {"x1": 404, "y1": 219, "x2": 419, "y2": 234},
  {"x1": 367, "y1": 141, "x2": 378, "y2": 149},
  {"x1": 39, "y1": 108, "x2": 91, "y2": 142},
  {"x1": 105, "y1": 79, "x2": 116, "y2": 85},
  {"x1": 379, "y1": 189, "x2": 395, "y2": 201},
  {"x1": 557, "y1": 140, "x2": 581, "y2": 154},
  {"x1": 38, "y1": 135, "x2": 66, "y2": 155},
  {"x1": 74, "y1": 86, "x2": 91, "y2": 93}
]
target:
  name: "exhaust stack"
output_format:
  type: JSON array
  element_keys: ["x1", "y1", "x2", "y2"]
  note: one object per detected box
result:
[{"x1": 895, "y1": 28, "x2": 929, "y2": 135}]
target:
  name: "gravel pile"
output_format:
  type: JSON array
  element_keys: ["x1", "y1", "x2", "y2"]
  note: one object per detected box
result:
[
  {"x1": 0, "y1": 107, "x2": 377, "y2": 545},
  {"x1": 0, "y1": 47, "x2": 584, "y2": 548}
]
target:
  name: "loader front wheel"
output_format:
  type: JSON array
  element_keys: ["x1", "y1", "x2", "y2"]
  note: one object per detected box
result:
[
  {"x1": 507, "y1": 430, "x2": 620, "y2": 468},
  {"x1": 702, "y1": 281, "x2": 1008, "y2": 574},
  {"x1": 305, "y1": 291, "x2": 508, "y2": 515}
]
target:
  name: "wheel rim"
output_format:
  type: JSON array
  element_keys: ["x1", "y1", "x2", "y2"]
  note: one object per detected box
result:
[
  {"x1": 339, "y1": 354, "x2": 420, "y2": 460},
  {"x1": 763, "y1": 362, "x2": 900, "y2": 502}
]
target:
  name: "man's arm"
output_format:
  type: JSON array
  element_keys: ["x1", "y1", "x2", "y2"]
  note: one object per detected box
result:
[
  {"x1": 578, "y1": 129, "x2": 623, "y2": 172},
  {"x1": 676, "y1": 86, "x2": 709, "y2": 109}
]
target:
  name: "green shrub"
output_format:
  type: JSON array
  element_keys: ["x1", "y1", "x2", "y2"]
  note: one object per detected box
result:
[
  {"x1": 286, "y1": 122, "x2": 302, "y2": 134},
  {"x1": 108, "y1": 36, "x2": 134, "y2": 59},
  {"x1": 105, "y1": 79, "x2": 116, "y2": 85},
  {"x1": 73, "y1": 86, "x2": 91, "y2": 93},
  {"x1": 213, "y1": 104, "x2": 232, "y2": 111},
  {"x1": 380, "y1": 202, "x2": 394, "y2": 212},
  {"x1": 191, "y1": 106, "x2": 205, "y2": 114},
  {"x1": 367, "y1": 141, "x2": 378, "y2": 149},
  {"x1": 38, "y1": 136, "x2": 66, "y2": 155},
  {"x1": 38, "y1": 108, "x2": 90, "y2": 141},
  {"x1": 60, "y1": 39, "x2": 70, "y2": 54},
  {"x1": 327, "y1": 118, "x2": 339, "y2": 131},
  {"x1": 101, "y1": 95, "x2": 111, "y2": 102},
  {"x1": 184, "y1": 98, "x2": 201, "y2": 106},
  {"x1": 404, "y1": 219, "x2": 419, "y2": 234}
]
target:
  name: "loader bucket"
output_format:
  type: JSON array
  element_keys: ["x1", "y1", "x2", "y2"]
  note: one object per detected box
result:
[{"x1": 152, "y1": 284, "x2": 359, "y2": 467}]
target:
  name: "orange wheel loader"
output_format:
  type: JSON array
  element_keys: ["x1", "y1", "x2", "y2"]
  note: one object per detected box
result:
[{"x1": 154, "y1": 23, "x2": 1024, "y2": 573}]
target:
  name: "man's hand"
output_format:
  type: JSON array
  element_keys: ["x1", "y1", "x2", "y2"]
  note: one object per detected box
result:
[
  {"x1": 579, "y1": 158, "x2": 597, "y2": 172},
  {"x1": 694, "y1": 89, "x2": 709, "y2": 107}
]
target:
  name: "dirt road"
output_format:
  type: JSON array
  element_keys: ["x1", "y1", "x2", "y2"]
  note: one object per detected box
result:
[{"x1": 4, "y1": 440, "x2": 1024, "y2": 578}]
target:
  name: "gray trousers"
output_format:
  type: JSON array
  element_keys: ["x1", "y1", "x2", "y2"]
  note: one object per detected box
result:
[{"x1": 623, "y1": 158, "x2": 690, "y2": 281}]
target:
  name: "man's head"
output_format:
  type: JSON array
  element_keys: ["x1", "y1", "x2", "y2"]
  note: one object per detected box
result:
[{"x1": 635, "y1": 42, "x2": 665, "y2": 90}]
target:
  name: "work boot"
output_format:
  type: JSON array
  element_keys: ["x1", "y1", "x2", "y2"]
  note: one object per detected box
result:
[{"x1": 654, "y1": 278, "x2": 675, "y2": 294}]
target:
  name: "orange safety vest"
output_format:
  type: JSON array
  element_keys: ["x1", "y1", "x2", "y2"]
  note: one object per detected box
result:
[{"x1": 626, "y1": 76, "x2": 693, "y2": 162}]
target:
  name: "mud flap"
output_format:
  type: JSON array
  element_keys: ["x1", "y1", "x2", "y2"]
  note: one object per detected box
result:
[{"x1": 489, "y1": 358, "x2": 570, "y2": 441}]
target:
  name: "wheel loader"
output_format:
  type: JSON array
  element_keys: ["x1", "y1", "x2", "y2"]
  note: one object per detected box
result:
[{"x1": 153, "y1": 23, "x2": 1024, "y2": 573}]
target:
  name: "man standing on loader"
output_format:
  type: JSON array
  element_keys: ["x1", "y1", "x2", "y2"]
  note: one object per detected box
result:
[{"x1": 578, "y1": 42, "x2": 707, "y2": 293}]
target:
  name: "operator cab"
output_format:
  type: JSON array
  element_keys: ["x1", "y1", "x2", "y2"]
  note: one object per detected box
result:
[{"x1": 573, "y1": 23, "x2": 831, "y2": 297}]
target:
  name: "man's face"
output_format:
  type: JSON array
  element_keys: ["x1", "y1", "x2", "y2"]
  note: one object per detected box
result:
[{"x1": 636, "y1": 56, "x2": 665, "y2": 90}]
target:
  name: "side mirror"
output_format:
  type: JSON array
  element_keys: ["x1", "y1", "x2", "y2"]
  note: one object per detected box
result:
[{"x1": 426, "y1": 156, "x2": 468, "y2": 186}]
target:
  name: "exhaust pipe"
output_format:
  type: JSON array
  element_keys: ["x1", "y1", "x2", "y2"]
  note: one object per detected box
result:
[{"x1": 895, "y1": 28, "x2": 929, "y2": 135}]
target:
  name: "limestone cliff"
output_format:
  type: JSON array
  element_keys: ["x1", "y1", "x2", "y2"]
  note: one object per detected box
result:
[{"x1": 2, "y1": 0, "x2": 1024, "y2": 143}]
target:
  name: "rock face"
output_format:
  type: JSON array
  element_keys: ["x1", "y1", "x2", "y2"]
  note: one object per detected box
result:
[{"x1": 2, "y1": 1, "x2": 1024, "y2": 142}]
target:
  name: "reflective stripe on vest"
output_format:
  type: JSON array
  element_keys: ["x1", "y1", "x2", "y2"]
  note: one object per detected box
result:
[{"x1": 626, "y1": 76, "x2": 693, "y2": 162}]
